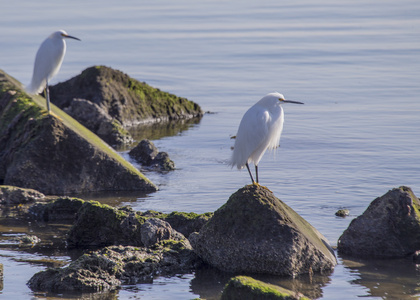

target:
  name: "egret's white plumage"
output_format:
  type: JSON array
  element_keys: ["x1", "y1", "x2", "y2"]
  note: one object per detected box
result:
[
  {"x1": 230, "y1": 92, "x2": 303, "y2": 184},
  {"x1": 27, "y1": 30, "x2": 80, "y2": 112}
]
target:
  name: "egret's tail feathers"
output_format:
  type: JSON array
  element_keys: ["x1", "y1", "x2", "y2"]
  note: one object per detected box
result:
[
  {"x1": 229, "y1": 156, "x2": 246, "y2": 170},
  {"x1": 26, "y1": 78, "x2": 46, "y2": 95}
]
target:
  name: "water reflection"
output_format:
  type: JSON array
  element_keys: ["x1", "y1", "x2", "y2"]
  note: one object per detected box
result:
[
  {"x1": 117, "y1": 117, "x2": 202, "y2": 151},
  {"x1": 0, "y1": 205, "x2": 82, "y2": 260},
  {"x1": 74, "y1": 190, "x2": 151, "y2": 207},
  {"x1": 341, "y1": 254, "x2": 420, "y2": 299},
  {"x1": 190, "y1": 264, "x2": 333, "y2": 300}
]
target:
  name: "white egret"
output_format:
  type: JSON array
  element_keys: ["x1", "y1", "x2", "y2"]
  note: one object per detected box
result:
[
  {"x1": 27, "y1": 30, "x2": 80, "y2": 113},
  {"x1": 230, "y1": 92, "x2": 304, "y2": 184}
]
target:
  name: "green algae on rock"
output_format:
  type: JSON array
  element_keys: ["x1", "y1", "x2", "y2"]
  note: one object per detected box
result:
[
  {"x1": 0, "y1": 69, "x2": 157, "y2": 194},
  {"x1": 49, "y1": 66, "x2": 203, "y2": 146},
  {"x1": 221, "y1": 276, "x2": 310, "y2": 300},
  {"x1": 65, "y1": 200, "x2": 212, "y2": 249},
  {"x1": 193, "y1": 185, "x2": 336, "y2": 277},
  {"x1": 67, "y1": 201, "x2": 144, "y2": 248}
]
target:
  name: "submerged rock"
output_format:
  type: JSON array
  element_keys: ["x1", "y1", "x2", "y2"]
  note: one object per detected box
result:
[
  {"x1": 129, "y1": 139, "x2": 175, "y2": 171},
  {"x1": 49, "y1": 66, "x2": 203, "y2": 146},
  {"x1": 17, "y1": 234, "x2": 41, "y2": 245},
  {"x1": 338, "y1": 186, "x2": 420, "y2": 258},
  {"x1": 0, "y1": 186, "x2": 45, "y2": 206},
  {"x1": 0, "y1": 69, "x2": 157, "y2": 194},
  {"x1": 28, "y1": 242, "x2": 201, "y2": 293},
  {"x1": 221, "y1": 276, "x2": 310, "y2": 300},
  {"x1": 193, "y1": 185, "x2": 336, "y2": 277}
]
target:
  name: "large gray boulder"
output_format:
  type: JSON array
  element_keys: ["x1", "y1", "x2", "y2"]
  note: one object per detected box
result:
[
  {"x1": 0, "y1": 69, "x2": 157, "y2": 195},
  {"x1": 338, "y1": 186, "x2": 420, "y2": 258},
  {"x1": 193, "y1": 185, "x2": 336, "y2": 277}
]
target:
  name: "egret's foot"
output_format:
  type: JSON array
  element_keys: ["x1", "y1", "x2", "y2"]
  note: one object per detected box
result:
[
  {"x1": 249, "y1": 182, "x2": 272, "y2": 192},
  {"x1": 50, "y1": 112, "x2": 62, "y2": 121}
]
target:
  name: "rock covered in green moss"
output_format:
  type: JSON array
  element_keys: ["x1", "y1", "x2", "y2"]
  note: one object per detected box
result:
[
  {"x1": 221, "y1": 276, "x2": 310, "y2": 300},
  {"x1": 0, "y1": 185, "x2": 45, "y2": 206},
  {"x1": 338, "y1": 186, "x2": 420, "y2": 258},
  {"x1": 0, "y1": 69, "x2": 157, "y2": 194},
  {"x1": 164, "y1": 211, "x2": 212, "y2": 238},
  {"x1": 66, "y1": 201, "x2": 211, "y2": 249},
  {"x1": 67, "y1": 201, "x2": 145, "y2": 248},
  {"x1": 28, "y1": 242, "x2": 202, "y2": 293},
  {"x1": 28, "y1": 196, "x2": 85, "y2": 221},
  {"x1": 193, "y1": 185, "x2": 336, "y2": 277},
  {"x1": 49, "y1": 66, "x2": 203, "y2": 146}
]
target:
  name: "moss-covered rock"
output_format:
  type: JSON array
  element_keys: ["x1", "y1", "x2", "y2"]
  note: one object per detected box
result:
[
  {"x1": 338, "y1": 186, "x2": 420, "y2": 258},
  {"x1": 66, "y1": 201, "x2": 212, "y2": 249},
  {"x1": 49, "y1": 66, "x2": 203, "y2": 146},
  {"x1": 164, "y1": 211, "x2": 212, "y2": 238},
  {"x1": 0, "y1": 69, "x2": 157, "y2": 194},
  {"x1": 28, "y1": 243, "x2": 202, "y2": 293},
  {"x1": 28, "y1": 196, "x2": 85, "y2": 221},
  {"x1": 221, "y1": 276, "x2": 310, "y2": 300},
  {"x1": 67, "y1": 201, "x2": 145, "y2": 248},
  {"x1": 193, "y1": 185, "x2": 336, "y2": 277}
]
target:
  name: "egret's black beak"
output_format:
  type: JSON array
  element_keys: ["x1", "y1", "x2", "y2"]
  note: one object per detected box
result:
[
  {"x1": 63, "y1": 34, "x2": 81, "y2": 41},
  {"x1": 283, "y1": 99, "x2": 304, "y2": 104}
]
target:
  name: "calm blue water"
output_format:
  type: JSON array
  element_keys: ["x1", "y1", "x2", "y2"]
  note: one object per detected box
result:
[{"x1": 1, "y1": 0, "x2": 420, "y2": 299}]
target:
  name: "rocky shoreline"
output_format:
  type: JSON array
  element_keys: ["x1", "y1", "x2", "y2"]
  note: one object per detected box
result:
[
  {"x1": 1, "y1": 67, "x2": 420, "y2": 299},
  {"x1": 2, "y1": 184, "x2": 419, "y2": 299}
]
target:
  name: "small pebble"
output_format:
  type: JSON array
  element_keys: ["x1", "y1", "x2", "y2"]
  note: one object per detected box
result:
[{"x1": 335, "y1": 209, "x2": 350, "y2": 217}]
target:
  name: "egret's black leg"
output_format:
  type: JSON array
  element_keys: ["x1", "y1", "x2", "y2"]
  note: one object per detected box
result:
[
  {"x1": 245, "y1": 163, "x2": 255, "y2": 184},
  {"x1": 46, "y1": 80, "x2": 51, "y2": 113},
  {"x1": 255, "y1": 165, "x2": 259, "y2": 184}
]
